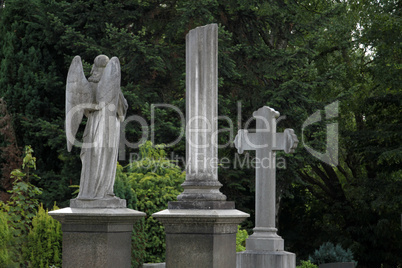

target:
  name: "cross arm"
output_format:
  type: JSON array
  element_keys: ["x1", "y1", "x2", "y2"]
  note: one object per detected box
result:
[
  {"x1": 272, "y1": 128, "x2": 299, "y2": 153},
  {"x1": 234, "y1": 130, "x2": 259, "y2": 154}
]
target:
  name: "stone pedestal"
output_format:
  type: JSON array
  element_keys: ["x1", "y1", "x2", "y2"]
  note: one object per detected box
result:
[
  {"x1": 49, "y1": 207, "x2": 145, "y2": 268},
  {"x1": 237, "y1": 250, "x2": 295, "y2": 268},
  {"x1": 153, "y1": 209, "x2": 249, "y2": 268},
  {"x1": 236, "y1": 227, "x2": 295, "y2": 268}
]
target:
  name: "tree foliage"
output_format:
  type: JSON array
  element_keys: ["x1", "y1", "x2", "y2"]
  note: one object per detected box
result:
[{"x1": 0, "y1": 98, "x2": 21, "y2": 200}]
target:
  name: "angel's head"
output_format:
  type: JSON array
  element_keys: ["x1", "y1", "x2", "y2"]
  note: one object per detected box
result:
[{"x1": 88, "y1": 55, "x2": 110, "y2": 83}]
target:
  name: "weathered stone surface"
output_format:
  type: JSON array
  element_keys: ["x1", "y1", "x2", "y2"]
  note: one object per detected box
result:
[
  {"x1": 245, "y1": 231, "x2": 285, "y2": 251},
  {"x1": 49, "y1": 207, "x2": 145, "y2": 268},
  {"x1": 153, "y1": 209, "x2": 249, "y2": 268},
  {"x1": 167, "y1": 233, "x2": 236, "y2": 268},
  {"x1": 237, "y1": 251, "x2": 296, "y2": 268}
]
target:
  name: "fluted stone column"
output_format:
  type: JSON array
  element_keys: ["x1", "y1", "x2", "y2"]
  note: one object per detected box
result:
[
  {"x1": 153, "y1": 24, "x2": 248, "y2": 268},
  {"x1": 170, "y1": 23, "x2": 229, "y2": 208}
]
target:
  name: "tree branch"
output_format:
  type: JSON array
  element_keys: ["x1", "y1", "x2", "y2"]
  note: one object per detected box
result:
[{"x1": 299, "y1": 170, "x2": 334, "y2": 199}]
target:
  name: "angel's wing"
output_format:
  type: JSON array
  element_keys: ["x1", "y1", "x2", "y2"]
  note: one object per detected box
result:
[
  {"x1": 66, "y1": 56, "x2": 92, "y2": 152},
  {"x1": 97, "y1": 57, "x2": 121, "y2": 107}
]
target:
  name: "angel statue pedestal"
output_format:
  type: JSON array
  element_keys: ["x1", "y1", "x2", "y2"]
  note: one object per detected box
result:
[{"x1": 49, "y1": 55, "x2": 145, "y2": 268}]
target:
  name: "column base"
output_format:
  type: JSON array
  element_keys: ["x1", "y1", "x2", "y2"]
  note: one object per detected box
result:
[
  {"x1": 49, "y1": 207, "x2": 145, "y2": 268},
  {"x1": 152, "y1": 209, "x2": 249, "y2": 268},
  {"x1": 236, "y1": 250, "x2": 296, "y2": 268},
  {"x1": 245, "y1": 232, "x2": 285, "y2": 251},
  {"x1": 168, "y1": 200, "x2": 235, "y2": 209},
  {"x1": 177, "y1": 179, "x2": 228, "y2": 202}
]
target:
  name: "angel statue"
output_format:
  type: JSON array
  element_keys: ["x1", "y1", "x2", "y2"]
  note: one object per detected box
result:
[{"x1": 66, "y1": 55, "x2": 127, "y2": 207}]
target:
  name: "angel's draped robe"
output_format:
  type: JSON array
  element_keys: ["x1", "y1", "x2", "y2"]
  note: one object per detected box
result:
[{"x1": 77, "y1": 86, "x2": 127, "y2": 199}]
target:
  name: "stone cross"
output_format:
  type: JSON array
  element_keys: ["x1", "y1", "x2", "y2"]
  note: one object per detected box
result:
[{"x1": 234, "y1": 106, "x2": 298, "y2": 251}]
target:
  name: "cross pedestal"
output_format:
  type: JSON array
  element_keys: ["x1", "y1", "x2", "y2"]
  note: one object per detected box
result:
[{"x1": 234, "y1": 106, "x2": 298, "y2": 268}]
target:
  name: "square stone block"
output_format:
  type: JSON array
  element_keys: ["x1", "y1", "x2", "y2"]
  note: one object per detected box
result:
[
  {"x1": 166, "y1": 233, "x2": 236, "y2": 268},
  {"x1": 49, "y1": 207, "x2": 145, "y2": 268},
  {"x1": 237, "y1": 250, "x2": 295, "y2": 268},
  {"x1": 153, "y1": 209, "x2": 249, "y2": 268},
  {"x1": 62, "y1": 230, "x2": 131, "y2": 268}
]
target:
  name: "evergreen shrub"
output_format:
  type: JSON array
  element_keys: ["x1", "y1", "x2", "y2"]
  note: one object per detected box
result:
[
  {"x1": 0, "y1": 211, "x2": 13, "y2": 267},
  {"x1": 309, "y1": 242, "x2": 355, "y2": 265},
  {"x1": 23, "y1": 204, "x2": 62, "y2": 268}
]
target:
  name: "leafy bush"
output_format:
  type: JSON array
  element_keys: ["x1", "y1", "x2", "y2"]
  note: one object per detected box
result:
[
  {"x1": 0, "y1": 146, "x2": 42, "y2": 265},
  {"x1": 23, "y1": 204, "x2": 62, "y2": 268},
  {"x1": 309, "y1": 242, "x2": 355, "y2": 265},
  {"x1": 0, "y1": 146, "x2": 62, "y2": 267},
  {"x1": 116, "y1": 142, "x2": 185, "y2": 263},
  {"x1": 6, "y1": 146, "x2": 42, "y2": 233},
  {"x1": 236, "y1": 226, "x2": 248, "y2": 252},
  {"x1": 119, "y1": 142, "x2": 253, "y2": 262},
  {"x1": 114, "y1": 163, "x2": 146, "y2": 268},
  {"x1": 297, "y1": 260, "x2": 318, "y2": 268}
]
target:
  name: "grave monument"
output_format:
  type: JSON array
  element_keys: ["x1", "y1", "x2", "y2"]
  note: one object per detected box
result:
[
  {"x1": 49, "y1": 55, "x2": 145, "y2": 268},
  {"x1": 234, "y1": 106, "x2": 298, "y2": 268},
  {"x1": 153, "y1": 24, "x2": 249, "y2": 268}
]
